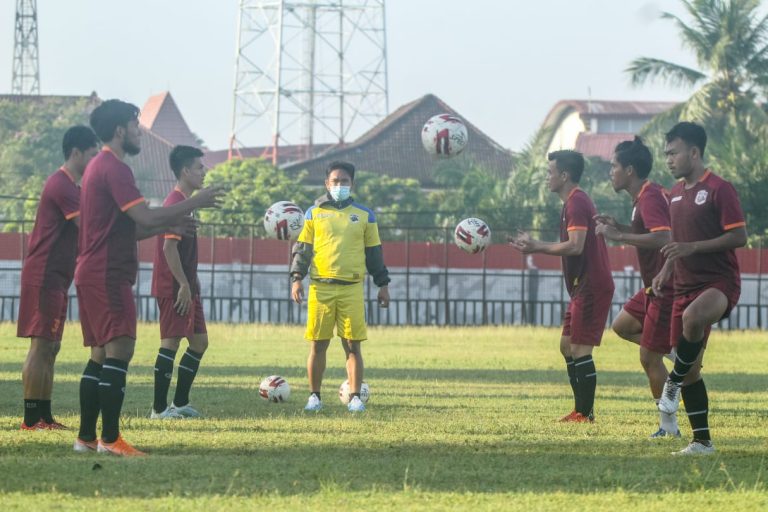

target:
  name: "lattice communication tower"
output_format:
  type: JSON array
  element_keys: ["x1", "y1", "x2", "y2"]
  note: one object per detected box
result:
[{"x1": 12, "y1": 0, "x2": 40, "y2": 95}]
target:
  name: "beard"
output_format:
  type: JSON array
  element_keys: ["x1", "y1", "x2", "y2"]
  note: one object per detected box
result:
[{"x1": 123, "y1": 139, "x2": 141, "y2": 156}]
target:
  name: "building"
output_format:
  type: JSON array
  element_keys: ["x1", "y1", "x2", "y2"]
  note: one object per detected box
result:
[{"x1": 542, "y1": 100, "x2": 677, "y2": 161}]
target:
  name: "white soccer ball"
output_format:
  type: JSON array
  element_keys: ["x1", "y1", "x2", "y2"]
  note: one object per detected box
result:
[
  {"x1": 454, "y1": 218, "x2": 491, "y2": 254},
  {"x1": 421, "y1": 114, "x2": 468, "y2": 158},
  {"x1": 263, "y1": 201, "x2": 304, "y2": 241},
  {"x1": 259, "y1": 375, "x2": 291, "y2": 403},
  {"x1": 339, "y1": 380, "x2": 370, "y2": 405}
]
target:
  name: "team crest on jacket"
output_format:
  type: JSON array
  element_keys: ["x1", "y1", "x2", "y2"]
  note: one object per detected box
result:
[
  {"x1": 695, "y1": 190, "x2": 708, "y2": 205},
  {"x1": 349, "y1": 214, "x2": 360, "y2": 223}
]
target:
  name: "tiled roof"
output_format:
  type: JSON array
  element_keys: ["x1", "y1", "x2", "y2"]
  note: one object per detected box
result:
[
  {"x1": 575, "y1": 132, "x2": 636, "y2": 161},
  {"x1": 139, "y1": 92, "x2": 200, "y2": 148},
  {"x1": 282, "y1": 94, "x2": 516, "y2": 187},
  {"x1": 126, "y1": 127, "x2": 178, "y2": 204},
  {"x1": 546, "y1": 99, "x2": 678, "y2": 121},
  {"x1": 203, "y1": 144, "x2": 336, "y2": 169}
]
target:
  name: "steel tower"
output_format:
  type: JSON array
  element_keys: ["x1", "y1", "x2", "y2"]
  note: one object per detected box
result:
[
  {"x1": 229, "y1": 0, "x2": 389, "y2": 164},
  {"x1": 12, "y1": 0, "x2": 40, "y2": 95}
]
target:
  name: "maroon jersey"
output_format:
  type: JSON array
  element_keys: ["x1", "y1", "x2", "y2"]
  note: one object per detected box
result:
[
  {"x1": 75, "y1": 148, "x2": 144, "y2": 286},
  {"x1": 151, "y1": 187, "x2": 199, "y2": 298},
  {"x1": 669, "y1": 170, "x2": 745, "y2": 296},
  {"x1": 560, "y1": 188, "x2": 614, "y2": 297},
  {"x1": 632, "y1": 181, "x2": 672, "y2": 288},
  {"x1": 20, "y1": 168, "x2": 80, "y2": 290}
]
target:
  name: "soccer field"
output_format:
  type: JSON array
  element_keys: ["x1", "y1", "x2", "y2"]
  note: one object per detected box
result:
[{"x1": 0, "y1": 323, "x2": 766, "y2": 511}]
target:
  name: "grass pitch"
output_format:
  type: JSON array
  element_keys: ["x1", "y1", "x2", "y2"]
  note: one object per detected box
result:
[{"x1": 0, "y1": 323, "x2": 767, "y2": 511}]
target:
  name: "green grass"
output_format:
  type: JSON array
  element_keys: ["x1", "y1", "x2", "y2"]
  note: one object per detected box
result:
[{"x1": 0, "y1": 322, "x2": 767, "y2": 511}]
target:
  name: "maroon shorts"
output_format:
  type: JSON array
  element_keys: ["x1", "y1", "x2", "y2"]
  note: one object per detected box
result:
[
  {"x1": 623, "y1": 288, "x2": 674, "y2": 354},
  {"x1": 670, "y1": 281, "x2": 740, "y2": 348},
  {"x1": 562, "y1": 288, "x2": 614, "y2": 346},
  {"x1": 76, "y1": 283, "x2": 137, "y2": 347},
  {"x1": 17, "y1": 285, "x2": 68, "y2": 342},
  {"x1": 157, "y1": 295, "x2": 207, "y2": 339}
]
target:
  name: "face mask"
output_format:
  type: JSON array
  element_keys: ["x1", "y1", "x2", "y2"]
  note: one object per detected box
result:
[{"x1": 329, "y1": 185, "x2": 351, "y2": 202}]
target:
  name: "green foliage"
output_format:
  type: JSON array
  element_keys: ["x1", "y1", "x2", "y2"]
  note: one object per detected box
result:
[
  {"x1": 198, "y1": 158, "x2": 314, "y2": 237},
  {"x1": 0, "y1": 97, "x2": 92, "y2": 228},
  {"x1": 0, "y1": 323, "x2": 767, "y2": 510}
]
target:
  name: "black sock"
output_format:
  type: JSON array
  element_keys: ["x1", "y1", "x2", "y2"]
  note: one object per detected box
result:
[
  {"x1": 574, "y1": 355, "x2": 597, "y2": 416},
  {"x1": 173, "y1": 349, "x2": 203, "y2": 407},
  {"x1": 311, "y1": 392, "x2": 321, "y2": 401},
  {"x1": 23, "y1": 399, "x2": 40, "y2": 426},
  {"x1": 670, "y1": 335, "x2": 703, "y2": 384},
  {"x1": 153, "y1": 348, "x2": 177, "y2": 412},
  {"x1": 682, "y1": 378, "x2": 711, "y2": 442},
  {"x1": 38, "y1": 400, "x2": 53, "y2": 424},
  {"x1": 78, "y1": 359, "x2": 102, "y2": 442},
  {"x1": 564, "y1": 357, "x2": 578, "y2": 411},
  {"x1": 99, "y1": 358, "x2": 129, "y2": 444}
]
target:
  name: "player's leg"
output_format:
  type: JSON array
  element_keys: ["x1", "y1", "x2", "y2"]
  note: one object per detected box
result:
[
  {"x1": 172, "y1": 331, "x2": 208, "y2": 417},
  {"x1": 570, "y1": 343, "x2": 596, "y2": 421},
  {"x1": 152, "y1": 335, "x2": 182, "y2": 419},
  {"x1": 21, "y1": 337, "x2": 60, "y2": 429},
  {"x1": 642, "y1": 297, "x2": 679, "y2": 437},
  {"x1": 341, "y1": 339, "x2": 365, "y2": 412},
  {"x1": 613, "y1": 293, "x2": 644, "y2": 345},
  {"x1": 306, "y1": 340, "x2": 330, "y2": 411},
  {"x1": 304, "y1": 282, "x2": 335, "y2": 411},
  {"x1": 338, "y1": 282, "x2": 367, "y2": 412},
  {"x1": 75, "y1": 345, "x2": 104, "y2": 452},
  {"x1": 558, "y1": 302, "x2": 579, "y2": 420}
]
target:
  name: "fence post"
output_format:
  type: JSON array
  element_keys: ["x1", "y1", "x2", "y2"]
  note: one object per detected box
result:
[
  {"x1": 210, "y1": 224, "x2": 217, "y2": 322},
  {"x1": 481, "y1": 247, "x2": 487, "y2": 324},
  {"x1": 443, "y1": 226, "x2": 450, "y2": 326},
  {"x1": 406, "y1": 228, "x2": 411, "y2": 324},
  {"x1": 758, "y1": 238, "x2": 764, "y2": 329},
  {"x1": 249, "y1": 225, "x2": 255, "y2": 322}
]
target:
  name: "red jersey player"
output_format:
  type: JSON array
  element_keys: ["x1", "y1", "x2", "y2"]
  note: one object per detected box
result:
[
  {"x1": 594, "y1": 136, "x2": 679, "y2": 438},
  {"x1": 652, "y1": 122, "x2": 746, "y2": 456},
  {"x1": 18, "y1": 126, "x2": 99, "y2": 431},
  {"x1": 511, "y1": 150, "x2": 614, "y2": 423},
  {"x1": 150, "y1": 145, "x2": 209, "y2": 420}
]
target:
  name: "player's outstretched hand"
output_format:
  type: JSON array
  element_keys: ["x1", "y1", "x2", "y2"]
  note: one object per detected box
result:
[
  {"x1": 169, "y1": 216, "x2": 198, "y2": 238},
  {"x1": 595, "y1": 222, "x2": 621, "y2": 241},
  {"x1": 509, "y1": 230, "x2": 537, "y2": 253},
  {"x1": 377, "y1": 286, "x2": 389, "y2": 308},
  {"x1": 291, "y1": 280, "x2": 304, "y2": 304},
  {"x1": 593, "y1": 214, "x2": 617, "y2": 228},
  {"x1": 660, "y1": 241, "x2": 695, "y2": 261},
  {"x1": 194, "y1": 186, "x2": 226, "y2": 209}
]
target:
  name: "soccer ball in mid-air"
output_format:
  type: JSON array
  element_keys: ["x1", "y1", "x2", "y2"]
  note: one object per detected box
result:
[
  {"x1": 421, "y1": 114, "x2": 468, "y2": 158},
  {"x1": 454, "y1": 218, "x2": 491, "y2": 254},
  {"x1": 339, "y1": 380, "x2": 370, "y2": 405},
  {"x1": 263, "y1": 201, "x2": 304, "y2": 241},
  {"x1": 259, "y1": 375, "x2": 291, "y2": 402}
]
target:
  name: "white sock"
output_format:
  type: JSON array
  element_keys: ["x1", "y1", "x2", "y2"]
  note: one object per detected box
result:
[{"x1": 658, "y1": 400, "x2": 679, "y2": 433}]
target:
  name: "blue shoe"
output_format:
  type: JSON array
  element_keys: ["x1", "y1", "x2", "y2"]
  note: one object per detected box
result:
[{"x1": 650, "y1": 427, "x2": 681, "y2": 439}]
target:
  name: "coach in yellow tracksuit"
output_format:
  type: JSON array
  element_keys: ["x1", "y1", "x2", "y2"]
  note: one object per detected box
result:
[{"x1": 290, "y1": 161, "x2": 390, "y2": 413}]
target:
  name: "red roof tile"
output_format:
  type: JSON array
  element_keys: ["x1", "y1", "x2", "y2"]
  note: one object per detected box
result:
[
  {"x1": 139, "y1": 92, "x2": 200, "y2": 148},
  {"x1": 575, "y1": 132, "x2": 636, "y2": 161}
]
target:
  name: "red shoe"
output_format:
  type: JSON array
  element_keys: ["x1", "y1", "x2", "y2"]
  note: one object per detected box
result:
[
  {"x1": 559, "y1": 410, "x2": 578, "y2": 422},
  {"x1": 20, "y1": 420, "x2": 45, "y2": 431},
  {"x1": 39, "y1": 420, "x2": 69, "y2": 430},
  {"x1": 568, "y1": 412, "x2": 595, "y2": 423}
]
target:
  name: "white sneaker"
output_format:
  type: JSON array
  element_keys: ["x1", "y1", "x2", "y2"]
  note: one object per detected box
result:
[
  {"x1": 304, "y1": 394, "x2": 323, "y2": 412},
  {"x1": 672, "y1": 441, "x2": 715, "y2": 456},
  {"x1": 171, "y1": 402, "x2": 202, "y2": 418},
  {"x1": 348, "y1": 396, "x2": 366, "y2": 413},
  {"x1": 650, "y1": 427, "x2": 682, "y2": 439},
  {"x1": 73, "y1": 438, "x2": 98, "y2": 453},
  {"x1": 658, "y1": 379, "x2": 682, "y2": 414},
  {"x1": 149, "y1": 406, "x2": 184, "y2": 419}
]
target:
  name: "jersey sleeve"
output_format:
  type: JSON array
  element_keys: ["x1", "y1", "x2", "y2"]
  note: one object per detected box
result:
[
  {"x1": 565, "y1": 194, "x2": 589, "y2": 232},
  {"x1": 297, "y1": 207, "x2": 314, "y2": 244},
  {"x1": 364, "y1": 210, "x2": 382, "y2": 247},
  {"x1": 715, "y1": 181, "x2": 746, "y2": 231},
  {"x1": 639, "y1": 188, "x2": 671, "y2": 232},
  {"x1": 107, "y1": 163, "x2": 144, "y2": 213},
  {"x1": 51, "y1": 179, "x2": 80, "y2": 221}
]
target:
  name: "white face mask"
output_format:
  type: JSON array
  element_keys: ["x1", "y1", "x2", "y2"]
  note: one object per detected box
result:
[{"x1": 329, "y1": 185, "x2": 351, "y2": 201}]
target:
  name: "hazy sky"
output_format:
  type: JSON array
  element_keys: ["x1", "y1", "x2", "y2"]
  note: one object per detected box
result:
[{"x1": 1, "y1": 0, "x2": 704, "y2": 152}]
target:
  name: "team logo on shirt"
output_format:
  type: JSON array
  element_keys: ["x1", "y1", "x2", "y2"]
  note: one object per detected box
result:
[
  {"x1": 349, "y1": 214, "x2": 360, "y2": 223},
  {"x1": 695, "y1": 190, "x2": 708, "y2": 205}
]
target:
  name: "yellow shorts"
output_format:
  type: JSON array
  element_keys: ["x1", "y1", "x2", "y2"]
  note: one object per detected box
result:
[{"x1": 305, "y1": 281, "x2": 367, "y2": 341}]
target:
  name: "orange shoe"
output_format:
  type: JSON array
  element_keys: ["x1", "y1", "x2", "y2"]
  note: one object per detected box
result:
[
  {"x1": 558, "y1": 410, "x2": 578, "y2": 422},
  {"x1": 73, "y1": 438, "x2": 98, "y2": 452},
  {"x1": 40, "y1": 420, "x2": 69, "y2": 430},
  {"x1": 20, "y1": 420, "x2": 45, "y2": 431},
  {"x1": 97, "y1": 435, "x2": 147, "y2": 457},
  {"x1": 567, "y1": 412, "x2": 595, "y2": 423}
]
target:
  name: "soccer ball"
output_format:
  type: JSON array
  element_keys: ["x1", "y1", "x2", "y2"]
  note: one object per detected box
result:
[
  {"x1": 421, "y1": 114, "x2": 468, "y2": 158},
  {"x1": 339, "y1": 380, "x2": 370, "y2": 405},
  {"x1": 454, "y1": 218, "x2": 491, "y2": 254},
  {"x1": 259, "y1": 375, "x2": 291, "y2": 403},
  {"x1": 263, "y1": 201, "x2": 304, "y2": 241}
]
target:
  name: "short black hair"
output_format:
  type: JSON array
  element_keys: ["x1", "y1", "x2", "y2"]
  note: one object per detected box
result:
[
  {"x1": 326, "y1": 161, "x2": 355, "y2": 181},
  {"x1": 547, "y1": 150, "x2": 585, "y2": 183},
  {"x1": 614, "y1": 136, "x2": 653, "y2": 179},
  {"x1": 665, "y1": 121, "x2": 707, "y2": 157},
  {"x1": 89, "y1": 99, "x2": 140, "y2": 143},
  {"x1": 62, "y1": 125, "x2": 98, "y2": 160},
  {"x1": 169, "y1": 145, "x2": 204, "y2": 179}
]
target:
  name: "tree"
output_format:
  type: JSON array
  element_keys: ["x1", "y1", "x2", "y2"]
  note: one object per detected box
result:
[{"x1": 198, "y1": 158, "x2": 314, "y2": 237}]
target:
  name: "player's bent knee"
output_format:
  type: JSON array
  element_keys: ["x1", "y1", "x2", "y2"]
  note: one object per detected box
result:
[{"x1": 189, "y1": 334, "x2": 209, "y2": 354}]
